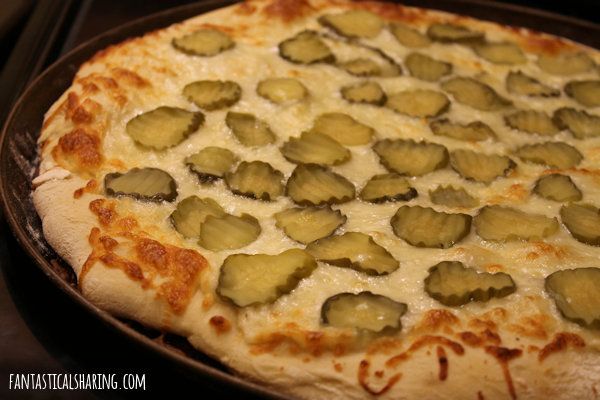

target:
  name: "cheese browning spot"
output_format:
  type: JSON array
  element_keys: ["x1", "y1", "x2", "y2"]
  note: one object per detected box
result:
[
  {"x1": 104, "y1": 167, "x2": 177, "y2": 202},
  {"x1": 390, "y1": 206, "x2": 471, "y2": 248},
  {"x1": 172, "y1": 29, "x2": 234, "y2": 56},
  {"x1": 321, "y1": 292, "x2": 407, "y2": 333},
  {"x1": 424, "y1": 261, "x2": 516, "y2": 307},
  {"x1": 274, "y1": 206, "x2": 346, "y2": 244},
  {"x1": 538, "y1": 332, "x2": 585, "y2": 361},
  {"x1": 484, "y1": 346, "x2": 522, "y2": 400},
  {"x1": 209, "y1": 315, "x2": 232, "y2": 334},
  {"x1": 474, "y1": 206, "x2": 559, "y2": 242},
  {"x1": 217, "y1": 249, "x2": 317, "y2": 306}
]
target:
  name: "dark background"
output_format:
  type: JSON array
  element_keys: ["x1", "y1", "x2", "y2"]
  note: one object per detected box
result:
[{"x1": 0, "y1": 1, "x2": 598, "y2": 399}]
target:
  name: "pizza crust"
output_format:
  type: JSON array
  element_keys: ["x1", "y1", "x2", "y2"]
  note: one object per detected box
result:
[{"x1": 33, "y1": 0, "x2": 600, "y2": 399}]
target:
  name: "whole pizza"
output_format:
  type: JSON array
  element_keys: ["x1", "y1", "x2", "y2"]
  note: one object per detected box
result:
[{"x1": 32, "y1": 0, "x2": 600, "y2": 398}]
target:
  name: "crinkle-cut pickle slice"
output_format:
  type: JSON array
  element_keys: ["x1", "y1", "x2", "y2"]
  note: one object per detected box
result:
[
  {"x1": 198, "y1": 213, "x2": 260, "y2": 251},
  {"x1": 537, "y1": 52, "x2": 595, "y2": 76},
  {"x1": 389, "y1": 23, "x2": 430, "y2": 48},
  {"x1": 474, "y1": 205, "x2": 558, "y2": 242},
  {"x1": 319, "y1": 10, "x2": 383, "y2": 38},
  {"x1": 390, "y1": 205, "x2": 471, "y2": 248},
  {"x1": 172, "y1": 29, "x2": 234, "y2": 56},
  {"x1": 274, "y1": 206, "x2": 346, "y2": 244},
  {"x1": 217, "y1": 249, "x2": 317, "y2": 307},
  {"x1": 225, "y1": 161, "x2": 284, "y2": 201},
  {"x1": 306, "y1": 232, "x2": 399, "y2": 275},
  {"x1": 360, "y1": 174, "x2": 418, "y2": 203},
  {"x1": 473, "y1": 42, "x2": 526, "y2": 65},
  {"x1": 104, "y1": 167, "x2": 177, "y2": 202},
  {"x1": 310, "y1": 113, "x2": 375, "y2": 146},
  {"x1": 183, "y1": 80, "x2": 241, "y2": 110},
  {"x1": 386, "y1": 89, "x2": 450, "y2": 118},
  {"x1": 286, "y1": 164, "x2": 355, "y2": 206},
  {"x1": 338, "y1": 58, "x2": 381, "y2": 77},
  {"x1": 430, "y1": 119, "x2": 494, "y2": 142},
  {"x1": 505, "y1": 110, "x2": 559, "y2": 136},
  {"x1": 257, "y1": 78, "x2": 308, "y2": 104},
  {"x1": 425, "y1": 261, "x2": 516, "y2": 307},
  {"x1": 281, "y1": 131, "x2": 350, "y2": 166},
  {"x1": 429, "y1": 185, "x2": 479, "y2": 208},
  {"x1": 553, "y1": 107, "x2": 600, "y2": 139},
  {"x1": 560, "y1": 203, "x2": 600, "y2": 246},
  {"x1": 405, "y1": 52, "x2": 452, "y2": 82},
  {"x1": 225, "y1": 111, "x2": 276, "y2": 147},
  {"x1": 341, "y1": 81, "x2": 386, "y2": 105},
  {"x1": 126, "y1": 106, "x2": 204, "y2": 150},
  {"x1": 185, "y1": 146, "x2": 237, "y2": 183},
  {"x1": 514, "y1": 142, "x2": 583, "y2": 169},
  {"x1": 426, "y1": 23, "x2": 484, "y2": 44},
  {"x1": 170, "y1": 196, "x2": 226, "y2": 238},
  {"x1": 321, "y1": 292, "x2": 407, "y2": 333},
  {"x1": 565, "y1": 80, "x2": 600, "y2": 108},
  {"x1": 374, "y1": 139, "x2": 449, "y2": 177},
  {"x1": 545, "y1": 267, "x2": 600, "y2": 329},
  {"x1": 506, "y1": 71, "x2": 559, "y2": 97},
  {"x1": 442, "y1": 77, "x2": 511, "y2": 111},
  {"x1": 278, "y1": 30, "x2": 335, "y2": 65},
  {"x1": 534, "y1": 174, "x2": 582, "y2": 202}
]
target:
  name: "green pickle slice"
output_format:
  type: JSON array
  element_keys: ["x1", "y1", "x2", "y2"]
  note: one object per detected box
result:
[
  {"x1": 514, "y1": 142, "x2": 583, "y2": 169},
  {"x1": 565, "y1": 80, "x2": 600, "y2": 108},
  {"x1": 405, "y1": 52, "x2": 452, "y2": 82},
  {"x1": 170, "y1": 196, "x2": 226, "y2": 238},
  {"x1": 560, "y1": 203, "x2": 600, "y2": 246},
  {"x1": 553, "y1": 107, "x2": 600, "y2": 139},
  {"x1": 257, "y1": 78, "x2": 308, "y2": 104},
  {"x1": 185, "y1": 147, "x2": 237, "y2": 183},
  {"x1": 341, "y1": 81, "x2": 386, "y2": 105},
  {"x1": 306, "y1": 232, "x2": 399, "y2": 275},
  {"x1": 172, "y1": 29, "x2": 234, "y2": 56},
  {"x1": 338, "y1": 58, "x2": 381, "y2": 77},
  {"x1": 225, "y1": 161, "x2": 284, "y2": 201},
  {"x1": 274, "y1": 206, "x2": 346, "y2": 244},
  {"x1": 104, "y1": 167, "x2": 177, "y2": 202},
  {"x1": 183, "y1": 80, "x2": 241, "y2": 110},
  {"x1": 506, "y1": 71, "x2": 559, "y2": 97},
  {"x1": 278, "y1": 30, "x2": 335, "y2": 64},
  {"x1": 310, "y1": 113, "x2": 375, "y2": 146},
  {"x1": 389, "y1": 23, "x2": 430, "y2": 48},
  {"x1": 359, "y1": 173, "x2": 418, "y2": 203},
  {"x1": 442, "y1": 77, "x2": 511, "y2": 111},
  {"x1": 474, "y1": 205, "x2": 558, "y2": 241},
  {"x1": 225, "y1": 112, "x2": 276, "y2": 147},
  {"x1": 281, "y1": 131, "x2": 350, "y2": 166},
  {"x1": 374, "y1": 139, "x2": 449, "y2": 176},
  {"x1": 533, "y1": 174, "x2": 582, "y2": 202},
  {"x1": 429, "y1": 185, "x2": 479, "y2": 208},
  {"x1": 537, "y1": 52, "x2": 595, "y2": 76},
  {"x1": 386, "y1": 89, "x2": 450, "y2": 118},
  {"x1": 505, "y1": 110, "x2": 559, "y2": 136},
  {"x1": 198, "y1": 213, "x2": 261, "y2": 251},
  {"x1": 319, "y1": 10, "x2": 383, "y2": 38},
  {"x1": 217, "y1": 249, "x2": 317, "y2": 307},
  {"x1": 286, "y1": 164, "x2": 355, "y2": 206},
  {"x1": 427, "y1": 23, "x2": 484, "y2": 44},
  {"x1": 473, "y1": 42, "x2": 526, "y2": 65},
  {"x1": 430, "y1": 119, "x2": 494, "y2": 142},
  {"x1": 425, "y1": 261, "x2": 516, "y2": 307}
]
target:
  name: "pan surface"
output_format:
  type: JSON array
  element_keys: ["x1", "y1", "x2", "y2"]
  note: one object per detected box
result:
[{"x1": 1, "y1": 1, "x2": 598, "y2": 399}]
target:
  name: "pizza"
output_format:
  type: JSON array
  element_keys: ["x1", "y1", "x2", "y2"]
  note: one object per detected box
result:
[{"x1": 31, "y1": 0, "x2": 600, "y2": 398}]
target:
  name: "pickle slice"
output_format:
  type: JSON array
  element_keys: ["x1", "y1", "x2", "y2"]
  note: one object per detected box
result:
[
  {"x1": 430, "y1": 119, "x2": 494, "y2": 142},
  {"x1": 425, "y1": 261, "x2": 516, "y2": 307},
  {"x1": 319, "y1": 10, "x2": 383, "y2": 38},
  {"x1": 198, "y1": 213, "x2": 261, "y2": 251},
  {"x1": 560, "y1": 203, "x2": 600, "y2": 246},
  {"x1": 185, "y1": 147, "x2": 237, "y2": 183},
  {"x1": 386, "y1": 89, "x2": 450, "y2": 118},
  {"x1": 321, "y1": 292, "x2": 407, "y2": 333},
  {"x1": 389, "y1": 23, "x2": 431, "y2": 48},
  {"x1": 565, "y1": 80, "x2": 600, "y2": 108},
  {"x1": 390, "y1": 205, "x2": 471, "y2": 248},
  {"x1": 506, "y1": 71, "x2": 559, "y2": 97},
  {"x1": 505, "y1": 110, "x2": 559, "y2": 136},
  {"x1": 537, "y1": 53, "x2": 595, "y2": 76},
  {"x1": 405, "y1": 52, "x2": 452, "y2": 82},
  {"x1": 514, "y1": 142, "x2": 583, "y2": 169},
  {"x1": 442, "y1": 77, "x2": 511, "y2": 111},
  {"x1": 126, "y1": 106, "x2": 204, "y2": 150},
  {"x1": 278, "y1": 30, "x2": 335, "y2": 65},
  {"x1": 257, "y1": 78, "x2": 308, "y2": 104},
  {"x1": 338, "y1": 58, "x2": 381, "y2": 77},
  {"x1": 225, "y1": 161, "x2": 284, "y2": 201},
  {"x1": 427, "y1": 23, "x2": 484, "y2": 44},
  {"x1": 553, "y1": 107, "x2": 600, "y2": 139},
  {"x1": 274, "y1": 206, "x2": 346, "y2": 244},
  {"x1": 474, "y1": 206, "x2": 558, "y2": 242},
  {"x1": 545, "y1": 268, "x2": 600, "y2": 329},
  {"x1": 340, "y1": 81, "x2": 386, "y2": 105},
  {"x1": 429, "y1": 185, "x2": 479, "y2": 208},
  {"x1": 172, "y1": 29, "x2": 234, "y2": 56},
  {"x1": 374, "y1": 139, "x2": 449, "y2": 176},
  {"x1": 306, "y1": 232, "x2": 399, "y2": 275},
  {"x1": 286, "y1": 164, "x2": 355, "y2": 206},
  {"x1": 217, "y1": 249, "x2": 317, "y2": 307},
  {"x1": 170, "y1": 196, "x2": 226, "y2": 238},
  {"x1": 534, "y1": 174, "x2": 582, "y2": 202},
  {"x1": 310, "y1": 112, "x2": 375, "y2": 145},
  {"x1": 104, "y1": 167, "x2": 177, "y2": 202},
  {"x1": 473, "y1": 42, "x2": 526, "y2": 65},
  {"x1": 359, "y1": 173, "x2": 418, "y2": 203},
  {"x1": 281, "y1": 131, "x2": 350, "y2": 166},
  {"x1": 225, "y1": 112, "x2": 276, "y2": 146},
  {"x1": 183, "y1": 80, "x2": 241, "y2": 110}
]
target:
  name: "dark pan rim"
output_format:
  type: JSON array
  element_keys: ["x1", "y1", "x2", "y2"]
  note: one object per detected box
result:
[{"x1": 0, "y1": 1, "x2": 597, "y2": 399}]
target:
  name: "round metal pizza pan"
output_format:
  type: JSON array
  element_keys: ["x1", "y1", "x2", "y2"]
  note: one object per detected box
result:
[{"x1": 0, "y1": 1, "x2": 598, "y2": 399}]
